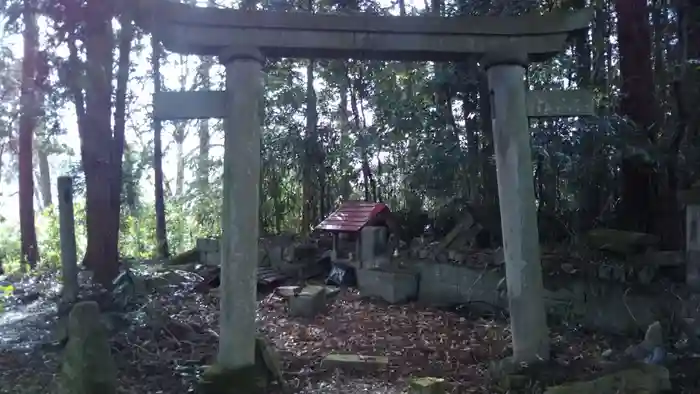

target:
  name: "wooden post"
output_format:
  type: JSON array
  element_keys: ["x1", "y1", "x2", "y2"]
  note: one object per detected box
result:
[
  {"x1": 217, "y1": 47, "x2": 264, "y2": 369},
  {"x1": 58, "y1": 176, "x2": 78, "y2": 303},
  {"x1": 484, "y1": 50, "x2": 549, "y2": 363}
]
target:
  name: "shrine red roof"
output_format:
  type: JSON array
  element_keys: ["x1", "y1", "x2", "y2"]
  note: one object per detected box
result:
[{"x1": 315, "y1": 201, "x2": 390, "y2": 233}]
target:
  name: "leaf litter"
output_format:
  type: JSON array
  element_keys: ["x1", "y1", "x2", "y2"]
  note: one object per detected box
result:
[{"x1": 0, "y1": 268, "x2": 665, "y2": 393}]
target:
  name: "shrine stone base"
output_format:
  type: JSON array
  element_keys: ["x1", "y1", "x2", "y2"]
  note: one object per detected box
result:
[
  {"x1": 416, "y1": 261, "x2": 689, "y2": 335},
  {"x1": 357, "y1": 267, "x2": 419, "y2": 304}
]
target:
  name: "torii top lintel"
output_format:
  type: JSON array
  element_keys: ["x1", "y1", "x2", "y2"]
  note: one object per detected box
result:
[{"x1": 135, "y1": 0, "x2": 593, "y2": 62}]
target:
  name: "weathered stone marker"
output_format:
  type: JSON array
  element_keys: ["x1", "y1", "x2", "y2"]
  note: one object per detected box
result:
[
  {"x1": 136, "y1": 0, "x2": 593, "y2": 373},
  {"x1": 58, "y1": 175, "x2": 78, "y2": 303},
  {"x1": 59, "y1": 301, "x2": 117, "y2": 394}
]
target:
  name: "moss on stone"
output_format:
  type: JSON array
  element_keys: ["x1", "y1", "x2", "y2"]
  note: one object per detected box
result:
[
  {"x1": 197, "y1": 336, "x2": 289, "y2": 394},
  {"x1": 198, "y1": 364, "x2": 268, "y2": 394},
  {"x1": 409, "y1": 377, "x2": 447, "y2": 394},
  {"x1": 58, "y1": 301, "x2": 117, "y2": 394}
]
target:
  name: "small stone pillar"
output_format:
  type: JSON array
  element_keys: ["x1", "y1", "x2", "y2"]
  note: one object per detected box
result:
[
  {"x1": 681, "y1": 185, "x2": 700, "y2": 292},
  {"x1": 484, "y1": 49, "x2": 549, "y2": 363},
  {"x1": 59, "y1": 301, "x2": 117, "y2": 394},
  {"x1": 58, "y1": 176, "x2": 78, "y2": 303},
  {"x1": 217, "y1": 46, "x2": 264, "y2": 369}
]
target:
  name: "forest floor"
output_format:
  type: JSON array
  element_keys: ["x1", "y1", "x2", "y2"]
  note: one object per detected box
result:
[{"x1": 0, "y1": 268, "x2": 698, "y2": 393}]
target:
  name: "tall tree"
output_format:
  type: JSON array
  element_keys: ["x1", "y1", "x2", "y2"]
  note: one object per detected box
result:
[
  {"x1": 18, "y1": 0, "x2": 40, "y2": 269},
  {"x1": 615, "y1": 0, "x2": 661, "y2": 234},
  {"x1": 34, "y1": 139, "x2": 52, "y2": 209},
  {"x1": 152, "y1": 36, "x2": 169, "y2": 258},
  {"x1": 58, "y1": 0, "x2": 132, "y2": 286}
]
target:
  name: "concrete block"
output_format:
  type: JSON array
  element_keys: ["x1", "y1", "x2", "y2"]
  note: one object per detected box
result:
[
  {"x1": 278, "y1": 285, "x2": 340, "y2": 300},
  {"x1": 417, "y1": 263, "x2": 503, "y2": 307},
  {"x1": 320, "y1": 353, "x2": 388, "y2": 372},
  {"x1": 276, "y1": 286, "x2": 301, "y2": 298},
  {"x1": 288, "y1": 285, "x2": 327, "y2": 318},
  {"x1": 203, "y1": 251, "x2": 220, "y2": 266},
  {"x1": 196, "y1": 238, "x2": 219, "y2": 253},
  {"x1": 409, "y1": 377, "x2": 446, "y2": 394},
  {"x1": 416, "y1": 261, "x2": 683, "y2": 335},
  {"x1": 357, "y1": 267, "x2": 418, "y2": 303},
  {"x1": 267, "y1": 245, "x2": 285, "y2": 269}
]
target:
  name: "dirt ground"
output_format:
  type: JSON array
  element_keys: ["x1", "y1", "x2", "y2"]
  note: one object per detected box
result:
[{"x1": 0, "y1": 271, "x2": 698, "y2": 393}]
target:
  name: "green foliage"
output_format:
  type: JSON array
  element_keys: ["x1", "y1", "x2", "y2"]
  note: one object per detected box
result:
[
  {"x1": 0, "y1": 0, "x2": 694, "y2": 269},
  {"x1": 0, "y1": 196, "x2": 225, "y2": 273},
  {"x1": 0, "y1": 224, "x2": 21, "y2": 272}
]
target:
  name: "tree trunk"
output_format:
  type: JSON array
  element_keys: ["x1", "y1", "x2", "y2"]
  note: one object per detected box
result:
[
  {"x1": 616, "y1": 0, "x2": 660, "y2": 235},
  {"x1": 77, "y1": 0, "x2": 129, "y2": 287},
  {"x1": 110, "y1": 11, "x2": 133, "y2": 239},
  {"x1": 337, "y1": 62, "x2": 353, "y2": 200},
  {"x1": 173, "y1": 56, "x2": 189, "y2": 200},
  {"x1": 152, "y1": 35, "x2": 169, "y2": 258},
  {"x1": 479, "y1": 73, "x2": 497, "y2": 207},
  {"x1": 174, "y1": 124, "x2": 186, "y2": 198},
  {"x1": 35, "y1": 141, "x2": 52, "y2": 208},
  {"x1": 651, "y1": 0, "x2": 666, "y2": 115},
  {"x1": 592, "y1": 0, "x2": 607, "y2": 90},
  {"x1": 197, "y1": 60, "x2": 212, "y2": 220},
  {"x1": 18, "y1": 0, "x2": 40, "y2": 269},
  {"x1": 348, "y1": 67, "x2": 374, "y2": 201},
  {"x1": 301, "y1": 59, "x2": 318, "y2": 235},
  {"x1": 81, "y1": 16, "x2": 118, "y2": 286},
  {"x1": 684, "y1": 3, "x2": 700, "y2": 139},
  {"x1": 572, "y1": 0, "x2": 592, "y2": 86}
]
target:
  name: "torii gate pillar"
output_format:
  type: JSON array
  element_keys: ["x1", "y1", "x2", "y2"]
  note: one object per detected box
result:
[
  {"x1": 217, "y1": 47, "x2": 264, "y2": 368},
  {"x1": 485, "y1": 49, "x2": 549, "y2": 363}
]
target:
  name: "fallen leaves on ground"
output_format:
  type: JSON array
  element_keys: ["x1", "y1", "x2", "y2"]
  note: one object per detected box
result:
[{"x1": 0, "y1": 271, "x2": 649, "y2": 394}]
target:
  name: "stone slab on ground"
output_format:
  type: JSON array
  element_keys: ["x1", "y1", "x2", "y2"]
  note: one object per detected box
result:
[
  {"x1": 277, "y1": 285, "x2": 340, "y2": 299},
  {"x1": 325, "y1": 285, "x2": 341, "y2": 298},
  {"x1": 543, "y1": 364, "x2": 670, "y2": 394},
  {"x1": 409, "y1": 377, "x2": 446, "y2": 394},
  {"x1": 276, "y1": 285, "x2": 301, "y2": 298},
  {"x1": 255, "y1": 336, "x2": 288, "y2": 392},
  {"x1": 585, "y1": 229, "x2": 659, "y2": 255},
  {"x1": 357, "y1": 267, "x2": 418, "y2": 303},
  {"x1": 320, "y1": 353, "x2": 389, "y2": 372},
  {"x1": 288, "y1": 285, "x2": 327, "y2": 318}
]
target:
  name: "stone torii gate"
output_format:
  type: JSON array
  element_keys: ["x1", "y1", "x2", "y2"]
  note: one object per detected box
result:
[{"x1": 136, "y1": 0, "x2": 593, "y2": 371}]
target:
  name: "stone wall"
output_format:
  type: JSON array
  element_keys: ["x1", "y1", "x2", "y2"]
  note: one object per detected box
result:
[
  {"x1": 195, "y1": 236, "x2": 324, "y2": 278},
  {"x1": 416, "y1": 261, "x2": 676, "y2": 334}
]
